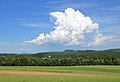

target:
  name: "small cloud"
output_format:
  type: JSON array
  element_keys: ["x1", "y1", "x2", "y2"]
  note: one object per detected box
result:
[
  {"x1": 22, "y1": 23, "x2": 43, "y2": 28},
  {"x1": 87, "y1": 34, "x2": 110, "y2": 46},
  {"x1": 24, "y1": 8, "x2": 109, "y2": 46},
  {"x1": 20, "y1": 23, "x2": 52, "y2": 28},
  {"x1": 46, "y1": 1, "x2": 67, "y2": 4},
  {"x1": 107, "y1": 32, "x2": 120, "y2": 42},
  {"x1": 16, "y1": 48, "x2": 29, "y2": 51},
  {"x1": 43, "y1": 1, "x2": 97, "y2": 11}
]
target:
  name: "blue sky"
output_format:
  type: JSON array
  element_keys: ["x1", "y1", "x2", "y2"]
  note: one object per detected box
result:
[{"x1": 0, "y1": 0, "x2": 120, "y2": 53}]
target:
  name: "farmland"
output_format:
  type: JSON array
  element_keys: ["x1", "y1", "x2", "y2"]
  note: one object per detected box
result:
[{"x1": 0, "y1": 66, "x2": 120, "y2": 82}]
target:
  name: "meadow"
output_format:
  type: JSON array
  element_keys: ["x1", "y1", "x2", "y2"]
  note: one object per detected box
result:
[{"x1": 0, "y1": 66, "x2": 120, "y2": 82}]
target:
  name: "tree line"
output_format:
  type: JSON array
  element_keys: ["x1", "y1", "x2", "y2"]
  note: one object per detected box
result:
[{"x1": 0, "y1": 55, "x2": 120, "y2": 66}]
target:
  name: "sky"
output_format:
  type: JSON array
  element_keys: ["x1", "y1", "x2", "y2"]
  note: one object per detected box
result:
[{"x1": 0, "y1": 0, "x2": 120, "y2": 53}]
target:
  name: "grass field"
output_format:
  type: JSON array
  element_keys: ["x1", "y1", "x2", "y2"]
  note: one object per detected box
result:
[{"x1": 0, "y1": 66, "x2": 120, "y2": 82}]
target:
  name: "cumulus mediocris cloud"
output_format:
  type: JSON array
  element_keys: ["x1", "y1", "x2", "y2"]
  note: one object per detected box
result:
[{"x1": 24, "y1": 8, "x2": 108, "y2": 46}]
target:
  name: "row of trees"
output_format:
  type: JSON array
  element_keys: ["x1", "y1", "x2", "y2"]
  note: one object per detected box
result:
[{"x1": 0, "y1": 55, "x2": 120, "y2": 66}]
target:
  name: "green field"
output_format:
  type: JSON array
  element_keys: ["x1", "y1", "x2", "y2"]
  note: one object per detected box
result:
[{"x1": 0, "y1": 66, "x2": 120, "y2": 82}]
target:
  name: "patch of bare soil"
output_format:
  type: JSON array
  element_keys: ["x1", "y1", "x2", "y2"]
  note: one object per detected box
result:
[{"x1": 0, "y1": 71, "x2": 96, "y2": 77}]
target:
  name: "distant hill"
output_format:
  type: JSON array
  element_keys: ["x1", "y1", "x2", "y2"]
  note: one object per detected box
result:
[
  {"x1": 0, "y1": 49, "x2": 120, "y2": 58},
  {"x1": 104, "y1": 49, "x2": 120, "y2": 52},
  {"x1": 29, "y1": 49, "x2": 120, "y2": 58}
]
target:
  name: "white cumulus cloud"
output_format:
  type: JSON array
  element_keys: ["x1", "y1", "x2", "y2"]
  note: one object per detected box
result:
[{"x1": 24, "y1": 8, "x2": 108, "y2": 46}]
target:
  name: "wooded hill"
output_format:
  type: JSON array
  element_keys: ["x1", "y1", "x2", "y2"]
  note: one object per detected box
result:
[
  {"x1": 0, "y1": 49, "x2": 120, "y2": 66},
  {"x1": 30, "y1": 49, "x2": 120, "y2": 58}
]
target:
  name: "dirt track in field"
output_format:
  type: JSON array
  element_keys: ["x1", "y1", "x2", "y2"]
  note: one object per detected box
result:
[{"x1": 0, "y1": 71, "x2": 96, "y2": 77}]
